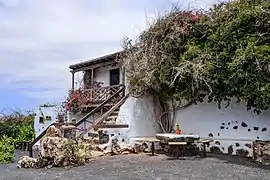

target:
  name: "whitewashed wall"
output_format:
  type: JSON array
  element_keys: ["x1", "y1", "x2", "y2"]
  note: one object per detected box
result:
[
  {"x1": 174, "y1": 99, "x2": 270, "y2": 157},
  {"x1": 94, "y1": 63, "x2": 123, "y2": 87},
  {"x1": 34, "y1": 106, "x2": 58, "y2": 146}
]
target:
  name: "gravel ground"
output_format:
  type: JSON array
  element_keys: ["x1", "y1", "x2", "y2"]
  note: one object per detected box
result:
[{"x1": 1, "y1": 151, "x2": 270, "y2": 180}]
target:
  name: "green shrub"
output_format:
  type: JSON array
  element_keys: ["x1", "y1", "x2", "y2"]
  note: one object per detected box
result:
[
  {"x1": 0, "y1": 135, "x2": 15, "y2": 164},
  {"x1": 0, "y1": 113, "x2": 35, "y2": 142}
]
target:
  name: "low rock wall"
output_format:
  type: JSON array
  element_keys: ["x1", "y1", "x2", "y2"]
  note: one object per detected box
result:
[{"x1": 253, "y1": 140, "x2": 270, "y2": 165}]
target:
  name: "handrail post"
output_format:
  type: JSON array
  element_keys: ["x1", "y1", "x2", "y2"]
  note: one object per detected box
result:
[{"x1": 29, "y1": 143, "x2": 33, "y2": 157}]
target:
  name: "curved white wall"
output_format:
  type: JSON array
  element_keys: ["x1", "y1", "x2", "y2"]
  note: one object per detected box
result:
[{"x1": 102, "y1": 95, "x2": 161, "y2": 147}]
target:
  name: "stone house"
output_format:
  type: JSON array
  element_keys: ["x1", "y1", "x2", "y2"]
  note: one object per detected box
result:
[{"x1": 31, "y1": 50, "x2": 270, "y2": 159}]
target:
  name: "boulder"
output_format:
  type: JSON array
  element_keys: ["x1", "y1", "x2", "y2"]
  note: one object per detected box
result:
[
  {"x1": 18, "y1": 126, "x2": 92, "y2": 168},
  {"x1": 17, "y1": 156, "x2": 37, "y2": 168},
  {"x1": 253, "y1": 140, "x2": 270, "y2": 165}
]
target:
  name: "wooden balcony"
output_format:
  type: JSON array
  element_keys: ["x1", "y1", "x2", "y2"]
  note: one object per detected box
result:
[
  {"x1": 68, "y1": 84, "x2": 125, "y2": 112},
  {"x1": 81, "y1": 84, "x2": 123, "y2": 103}
]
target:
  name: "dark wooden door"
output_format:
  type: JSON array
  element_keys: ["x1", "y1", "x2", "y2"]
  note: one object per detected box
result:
[{"x1": 109, "y1": 68, "x2": 120, "y2": 85}]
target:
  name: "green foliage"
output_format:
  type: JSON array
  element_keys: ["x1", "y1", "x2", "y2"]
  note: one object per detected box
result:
[
  {"x1": 0, "y1": 135, "x2": 15, "y2": 164},
  {"x1": 0, "y1": 113, "x2": 35, "y2": 141},
  {"x1": 0, "y1": 112, "x2": 35, "y2": 164},
  {"x1": 123, "y1": 0, "x2": 270, "y2": 113},
  {"x1": 205, "y1": 0, "x2": 270, "y2": 113}
]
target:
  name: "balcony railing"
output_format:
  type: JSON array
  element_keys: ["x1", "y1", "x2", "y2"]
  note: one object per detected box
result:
[
  {"x1": 80, "y1": 84, "x2": 123, "y2": 104},
  {"x1": 67, "y1": 84, "x2": 124, "y2": 112}
]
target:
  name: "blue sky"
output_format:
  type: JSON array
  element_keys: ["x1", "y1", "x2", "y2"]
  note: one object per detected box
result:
[{"x1": 0, "y1": 0, "x2": 218, "y2": 111}]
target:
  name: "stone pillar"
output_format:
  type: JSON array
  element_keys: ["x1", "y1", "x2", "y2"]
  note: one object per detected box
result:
[{"x1": 61, "y1": 125, "x2": 76, "y2": 140}]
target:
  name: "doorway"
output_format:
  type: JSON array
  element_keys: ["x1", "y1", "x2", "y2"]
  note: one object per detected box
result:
[{"x1": 109, "y1": 68, "x2": 120, "y2": 86}]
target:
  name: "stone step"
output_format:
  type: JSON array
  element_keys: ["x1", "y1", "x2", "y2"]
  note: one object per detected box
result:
[
  {"x1": 110, "y1": 112, "x2": 119, "y2": 116},
  {"x1": 106, "y1": 115, "x2": 118, "y2": 119},
  {"x1": 103, "y1": 120, "x2": 116, "y2": 125},
  {"x1": 104, "y1": 116, "x2": 118, "y2": 122}
]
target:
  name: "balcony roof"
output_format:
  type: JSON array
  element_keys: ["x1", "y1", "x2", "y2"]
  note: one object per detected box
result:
[{"x1": 69, "y1": 50, "x2": 124, "y2": 70}]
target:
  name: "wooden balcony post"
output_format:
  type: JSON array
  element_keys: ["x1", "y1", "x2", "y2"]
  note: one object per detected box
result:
[
  {"x1": 71, "y1": 71, "x2": 75, "y2": 90},
  {"x1": 91, "y1": 68, "x2": 94, "y2": 88},
  {"x1": 122, "y1": 66, "x2": 126, "y2": 96}
]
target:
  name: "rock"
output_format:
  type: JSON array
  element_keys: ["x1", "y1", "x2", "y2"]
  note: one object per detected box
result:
[
  {"x1": 121, "y1": 150, "x2": 131, "y2": 155},
  {"x1": 92, "y1": 137, "x2": 99, "y2": 145},
  {"x1": 253, "y1": 140, "x2": 270, "y2": 165},
  {"x1": 61, "y1": 125, "x2": 76, "y2": 140},
  {"x1": 17, "y1": 156, "x2": 37, "y2": 169},
  {"x1": 263, "y1": 150, "x2": 270, "y2": 156},
  {"x1": 120, "y1": 147, "x2": 136, "y2": 155},
  {"x1": 111, "y1": 138, "x2": 121, "y2": 155},
  {"x1": 45, "y1": 125, "x2": 62, "y2": 137},
  {"x1": 244, "y1": 143, "x2": 252, "y2": 149},
  {"x1": 91, "y1": 150, "x2": 104, "y2": 158},
  {"x1": 210, "y1": 146, "x2": 223, "y2": 154},
  {"x1": 236, "y1": 149, "x2": 249, "y2": 157},
  {"x1": 228, "y1": 145, "x2": 233, "y2": 155},
  {"x1": 18, "y1": 126, "x2": 93, "y2": 169}
]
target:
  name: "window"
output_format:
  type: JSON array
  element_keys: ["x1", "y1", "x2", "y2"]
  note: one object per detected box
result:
[
  {"x1": 46, "y1": 116, "x2": 52, "y2": 120},
  {"x1": 39, "y1": 117, "x2": 44, "y2": 124},
  {"x1": 109, "y1": 68, "x2": 120, "y2": 85}
]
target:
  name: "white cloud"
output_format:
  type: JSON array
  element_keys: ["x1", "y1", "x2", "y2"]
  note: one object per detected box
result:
[{"x1": 0, "y1": 0, "x2": 218, "y2": 105}]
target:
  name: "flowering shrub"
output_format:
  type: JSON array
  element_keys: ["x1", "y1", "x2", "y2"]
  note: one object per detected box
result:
[
  {"x1": 64, "y1": 81, "x2": 104, "y2": 113},
  {"x1": 123, "y1": 0, "x2": 270, "y2": 114}
]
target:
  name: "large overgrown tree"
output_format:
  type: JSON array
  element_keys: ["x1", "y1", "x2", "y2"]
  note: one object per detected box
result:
[{"x1": 122, "y1": 0, "x2": 270, "y2": 132}]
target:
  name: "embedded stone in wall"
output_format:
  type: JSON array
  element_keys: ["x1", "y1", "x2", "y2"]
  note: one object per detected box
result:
[
  {"x1": 98, "y1": 130, "x2": 109, "y2": 144},
  {"x1": 253, "y1": 127, "x2": 259, "y2": 131},
  {"x1": 236, "y1": 149, "x2": 249, "y2": 157},
  {"x1": 215, "y1": 141, "x2": 220, "y2": 145},
  {"x1": 253, "y1": 140, "x2": 270, "y2": 165},
  {"x1": 245, "y1": 143, "x2": 252, "y2": 149},
  {"x1": 210, "y1": 146, "x2": 222, "y2": 154},
  {"x1": 228, "y1": 145, "x2": 233, "y2": 155},
  {"x1": 241, "y1": 122, "x2": 248, "y2": 127}
]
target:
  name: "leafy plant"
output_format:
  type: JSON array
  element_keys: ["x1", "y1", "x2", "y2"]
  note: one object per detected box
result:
[
  {"x1": 123, "y1": 0, "x2": 270, "y2": 113},
  {"x1": 0, "y1": 135, "x2": 15, "y2": 164}
]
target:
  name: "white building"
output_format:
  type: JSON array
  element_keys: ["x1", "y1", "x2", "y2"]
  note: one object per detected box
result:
[{"x1": 33, "y1": 105, "x2": 59, "y2": 146}]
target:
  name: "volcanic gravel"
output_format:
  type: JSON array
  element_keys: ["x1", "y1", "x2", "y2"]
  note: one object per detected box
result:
[{"x1": 0, "y1": 151, "x2": 270, "y2": 180}]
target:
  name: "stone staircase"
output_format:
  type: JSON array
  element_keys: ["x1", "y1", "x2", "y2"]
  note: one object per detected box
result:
[
  {"x1": 29, "y1": 86, "x2": 128, "y2": 157},
  {"x1": 102, "y1": 109, "x2": 119, "y2": 125}
]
